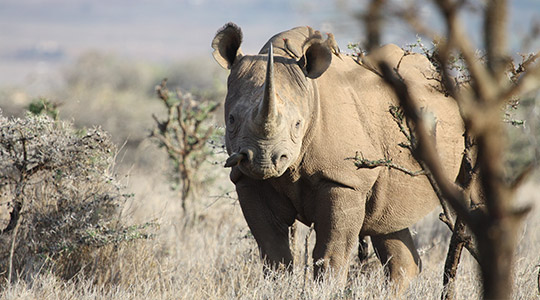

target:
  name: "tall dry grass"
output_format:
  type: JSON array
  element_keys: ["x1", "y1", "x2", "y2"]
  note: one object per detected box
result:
[{"x1": 2, "y1": 157, "x2": 538, "y2": 299}]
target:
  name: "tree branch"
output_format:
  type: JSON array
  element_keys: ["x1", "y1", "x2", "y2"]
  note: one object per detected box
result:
[
  {"x1": 348, "y1": 152, "x2": 425, "y2": 176},
  {"x1": 484, "y1": 0, "x2": 508, "y2": 77}
]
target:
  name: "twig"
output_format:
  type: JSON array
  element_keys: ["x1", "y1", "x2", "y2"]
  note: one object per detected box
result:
[
  {"x1": 501, "y1": 58, "x2": 540, "y2": 104},
  {"x1": 7, "y1": 203, "x2": 22, "y2": 284},
  {"x1": 435, "y1": 0, "x2": 497, "y2": 103},
  {"x1": 510, "y1": 163, "x2": 536, "y2": 191},
  {"x1": 438, "y1": 212, "x2": 455, "y2": 232},
  {"x1": 302, "y1": 224, "x2": 314, "y2": 296},
  {"x1": 389, "y1": 105, "x2": 412, "y2": 144},
  {"x1": 348, "y1": 152, "x2": 425, "y2": 176}
]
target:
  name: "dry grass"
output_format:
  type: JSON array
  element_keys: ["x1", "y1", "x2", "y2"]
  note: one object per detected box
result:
[{"x1": 2, "y1": 154, "x2": 538, "y2": 299}]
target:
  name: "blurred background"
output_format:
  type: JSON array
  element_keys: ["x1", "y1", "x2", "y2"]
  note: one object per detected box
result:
[{"x1": 1, "y1": 0, "x2": 538, "y2": 92}]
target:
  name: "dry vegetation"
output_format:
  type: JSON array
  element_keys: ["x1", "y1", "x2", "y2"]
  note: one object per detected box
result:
[
  {"x1": 0, "y1": 114, "x2": 157, "y2": 285},
  {"x1": 0, "y1": 168, "x2": 539, "y2": 299}
]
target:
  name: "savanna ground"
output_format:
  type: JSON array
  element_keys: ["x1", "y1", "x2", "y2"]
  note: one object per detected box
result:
[{"x1": 1, "y1": 51, "x2": 539, "y2": 299}]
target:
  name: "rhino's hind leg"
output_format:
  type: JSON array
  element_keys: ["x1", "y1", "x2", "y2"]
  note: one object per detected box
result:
[{"x1": 371, "y1": 228, "x2": 421, "y2": 289}]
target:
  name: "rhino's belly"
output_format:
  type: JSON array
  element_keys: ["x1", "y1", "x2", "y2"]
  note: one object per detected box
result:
[{"x1": 360, "y1": 168, "x2": 440, "y2": 235}]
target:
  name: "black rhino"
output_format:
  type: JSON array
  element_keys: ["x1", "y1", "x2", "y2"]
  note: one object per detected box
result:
[{"x1": 212, "y1": 23, "x2": 463, "y2": 285}]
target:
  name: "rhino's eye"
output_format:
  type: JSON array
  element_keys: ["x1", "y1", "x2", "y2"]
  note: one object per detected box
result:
[
  {"x1": 228, "y1": 114, "x2": 235, "y2": 125},
  {"x1": 291, "y1": 120, "x2": 302, "y2": 142}
]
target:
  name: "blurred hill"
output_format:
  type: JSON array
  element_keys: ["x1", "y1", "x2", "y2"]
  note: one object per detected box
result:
[{"x1": 0, "y1": 0, "x2": 537, "y2": 89}]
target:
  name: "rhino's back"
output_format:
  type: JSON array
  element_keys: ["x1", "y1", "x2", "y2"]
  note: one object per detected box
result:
[
  {"x1": 259, "y1": 26, "x2": 311, "y2": 58},
  {"x1": 304, "y1": 45, "x2": 464, "y2": 234}
]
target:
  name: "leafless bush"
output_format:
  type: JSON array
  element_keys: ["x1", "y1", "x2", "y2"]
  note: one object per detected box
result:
[
  {"x1": 0, "y1": 112, "x2": 155, "y2": 284},
  {"x1": 151, "y1": 79, "x2": 222, "y2": 218}
]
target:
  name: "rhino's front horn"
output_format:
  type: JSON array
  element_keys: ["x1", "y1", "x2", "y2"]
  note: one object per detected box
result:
[
  {"x1": 224, "y1": 152, "x2": 246, "y2": 168},
  {"x1": 255, "y1": 43, "x2": 278, "y2": 133}
]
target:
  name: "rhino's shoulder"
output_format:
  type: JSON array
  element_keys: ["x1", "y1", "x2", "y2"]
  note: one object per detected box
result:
[
  {"x1": 363, "y1": 44, "x2": 404, "y2": 68},
  {"x1": 359, "y1": 44, "x2": 437, "y2": 87}
]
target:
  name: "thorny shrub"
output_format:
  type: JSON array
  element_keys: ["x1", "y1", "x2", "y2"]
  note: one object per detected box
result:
[
  {"x1": 0, "y1": 112, "x2": 155, "y2": 284},
  {"x1": 151, "y1": 79, "x2": 222, "y2": 217}
]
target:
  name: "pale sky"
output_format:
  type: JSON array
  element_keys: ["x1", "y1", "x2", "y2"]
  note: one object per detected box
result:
[{"x1": 0, "y1": 0, "x2": 538, "y2": 87}]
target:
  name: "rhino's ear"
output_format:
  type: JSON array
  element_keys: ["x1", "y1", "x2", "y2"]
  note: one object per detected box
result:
[
  {"x1": 212, "y1": 22, "x2": 244, "y2": 69},
  {"x1": 298, "y1": 42, "x2": 332, "y2": 79}
]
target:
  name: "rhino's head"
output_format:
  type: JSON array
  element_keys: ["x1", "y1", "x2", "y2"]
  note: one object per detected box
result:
[{"x1": 212, "y1": 23, "x2": 332, "y2": 180}]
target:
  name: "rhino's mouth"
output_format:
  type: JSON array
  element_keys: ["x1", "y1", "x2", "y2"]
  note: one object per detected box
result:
[
  {"x1": 242, "y1": 163, "x2": 286, "y2": 180},
  {"x1": 224, "y1": 151, "x2": 289, "y2": 180}
]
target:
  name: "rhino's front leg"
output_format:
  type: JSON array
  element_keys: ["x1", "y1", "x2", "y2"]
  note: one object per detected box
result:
[
  {"x1": 312, "y1": 183, "x2": 365, "y2": 282},
  {"x1": 232, "y1": 169, "x2": 296, "y2": 271}
]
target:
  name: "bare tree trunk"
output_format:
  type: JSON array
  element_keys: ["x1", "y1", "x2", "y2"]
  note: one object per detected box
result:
[
  {"x1": 364, "y1": 0, "x2": 385, "y2": 52},
  {"x1": 484, "y1": 0, "x2": 508, "y2": 77},
  {"x1": 476, "y1": 2, "x2": 524, "y2": 297},
  {"x1": 475, "y1": 117, "x2": 515, "y2": 299},
  {"x1": 441, "y1": 132, "x2": 478, "y2": 300}
]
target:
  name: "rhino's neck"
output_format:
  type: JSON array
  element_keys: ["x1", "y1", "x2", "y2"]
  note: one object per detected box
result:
[{"x1": 293, "y1": 78, "x2": 320, "y2": 172}]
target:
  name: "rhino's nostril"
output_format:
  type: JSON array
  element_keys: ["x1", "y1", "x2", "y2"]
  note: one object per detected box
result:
[
  {"x1": 240, "y1": 149, "x2": 254, "y2": 162},
  {"x1": 273, "y1": 153, "x2": 289, "y2": 169}
]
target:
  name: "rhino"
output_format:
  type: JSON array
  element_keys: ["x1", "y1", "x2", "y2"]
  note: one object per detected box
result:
[{"x1": 211, "y1": 23, "x2": 463, "y2": 284}]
